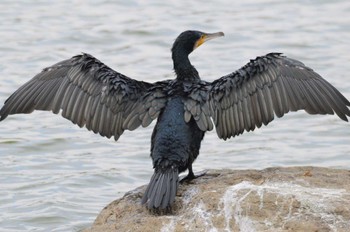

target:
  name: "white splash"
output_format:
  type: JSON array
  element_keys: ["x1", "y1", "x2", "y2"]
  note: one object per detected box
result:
[
  {"x1": 160, "y1": 186, "x2": 200, "y2": 232},
  {"x1": 220, "y1": 181, "x2": 349, "y2": 232},
  {"x1": 160, "y1": 180, "x2": 349, "y2": 232},
  {"x1": 220, "y1": 181, "x2": 257, "y2": 232},
  {"x1": 192, "y1": 200, "x2": 218, "y2": 232}
]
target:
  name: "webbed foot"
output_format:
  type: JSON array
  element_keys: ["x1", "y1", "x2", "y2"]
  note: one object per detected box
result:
[{"x1": 179, "y1": 169, "x2": 207, "y2": 183}]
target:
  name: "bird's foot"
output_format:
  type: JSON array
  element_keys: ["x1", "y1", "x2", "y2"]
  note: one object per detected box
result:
[{"x1": 179, "y1": 170, "x2": 207, "y2": 183}]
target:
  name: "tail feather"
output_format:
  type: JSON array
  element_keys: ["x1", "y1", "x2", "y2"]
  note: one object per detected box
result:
[
  {"x1": 163, "y1": 173, "x2": 172, "y2": 209},
  {"x1": 141, "y1": 168, "x2": 179, "y2": 210},
  {"x1": 153, "y1": 174, "x2": 166, "y2": 207}
]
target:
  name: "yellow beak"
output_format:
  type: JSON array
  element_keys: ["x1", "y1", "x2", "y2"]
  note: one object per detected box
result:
[{"x1": 194, "y1": 31, "x2": 225, "y2": 50}]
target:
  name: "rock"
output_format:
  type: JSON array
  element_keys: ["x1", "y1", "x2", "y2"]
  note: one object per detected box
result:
[{"x1": 83, "y1": 167, "x2": 350, "y2": 232}]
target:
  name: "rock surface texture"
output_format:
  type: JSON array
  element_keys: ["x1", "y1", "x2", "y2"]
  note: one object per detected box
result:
[{"x1": 83, "y1": 167, "x2": 350, "y2": 232}]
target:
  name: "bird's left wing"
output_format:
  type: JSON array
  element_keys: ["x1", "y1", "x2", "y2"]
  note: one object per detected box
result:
[
  {"x1": 184, "y1": 53, "x2": 350, "y2": 140},
  {"x1": 0, "y1": 53, "x2": 168, "y2": 141},
  {"x1": 207, "y1": 53, "x2": 350, "y2": 140}
]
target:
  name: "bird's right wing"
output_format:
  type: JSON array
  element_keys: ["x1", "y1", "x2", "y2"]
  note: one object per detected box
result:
[
  {"x1": 0, "y1": 53, "x2": 168, "y2": 141},
  {"x1": 208, "y1": 53, "x2": 350, "y2": 140}
]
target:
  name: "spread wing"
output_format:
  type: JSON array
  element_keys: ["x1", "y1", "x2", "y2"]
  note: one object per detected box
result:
[
  {"x1": 0, "y1": 53, "x2": 168, "y2": 141},
  {"x1": 185, "y1": 53, "x2": 350, "y2": 140},
  {"x1": 210, "y1": 53, "x2": 350, "y2": 139}
]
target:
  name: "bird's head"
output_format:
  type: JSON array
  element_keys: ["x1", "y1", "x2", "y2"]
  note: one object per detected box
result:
[{"x1": 171, "y1": 30, "x2": 224, "y2": 57}]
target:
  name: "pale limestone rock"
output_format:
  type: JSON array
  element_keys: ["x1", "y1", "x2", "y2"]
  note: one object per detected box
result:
[{"x1": 83, "y1": 167, "x2": 350, "y2": 232}]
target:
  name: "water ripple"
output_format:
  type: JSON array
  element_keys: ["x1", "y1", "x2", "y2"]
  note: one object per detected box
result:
[{"x1": 0, "y1": 0, "x2": 349, "y2": 231}]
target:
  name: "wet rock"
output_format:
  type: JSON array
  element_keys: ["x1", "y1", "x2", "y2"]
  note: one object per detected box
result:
[{"x1": 83, "y1": 167, "x2": 350, "y2": 232}]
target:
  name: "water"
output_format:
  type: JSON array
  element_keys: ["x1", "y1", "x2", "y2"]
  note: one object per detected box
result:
[{"x1": 0, "y1": 0, "x2": 349, "y2": 231}]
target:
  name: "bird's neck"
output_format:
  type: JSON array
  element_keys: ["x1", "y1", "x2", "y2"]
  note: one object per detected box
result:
[{"x1": 172, "y1": 52, "x2": 200, "y2": 82}]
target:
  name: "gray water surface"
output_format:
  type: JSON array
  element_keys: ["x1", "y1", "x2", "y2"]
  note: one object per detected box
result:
[{"x1": 1, "y1": 0, "x2": 350, "y2": 231}]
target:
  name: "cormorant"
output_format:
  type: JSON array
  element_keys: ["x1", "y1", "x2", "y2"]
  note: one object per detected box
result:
[{"x1": 1, "y1": 30, "x2": 349, "y2": 211}]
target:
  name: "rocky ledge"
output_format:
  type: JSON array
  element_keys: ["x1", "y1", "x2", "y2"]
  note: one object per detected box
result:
[{"x1": 83, "y1": 167, "x2": 350, "y2": 232}]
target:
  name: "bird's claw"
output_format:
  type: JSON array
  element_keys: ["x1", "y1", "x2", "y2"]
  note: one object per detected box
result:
[{"x1": 179, "y1": 169, "x2": 208, "y2": 183}]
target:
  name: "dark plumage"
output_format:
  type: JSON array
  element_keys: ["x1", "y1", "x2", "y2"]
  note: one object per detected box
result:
[{"x1": 1, "y1": 30, "x2": 349, "y2": 211}]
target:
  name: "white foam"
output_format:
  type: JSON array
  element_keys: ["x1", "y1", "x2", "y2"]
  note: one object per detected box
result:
[
  {"x1": 161, "y1": 181, "x2": 350, "y2": 232},
  {"x1": 219, "y1": 181, "x2": 350, "y2": 231}
]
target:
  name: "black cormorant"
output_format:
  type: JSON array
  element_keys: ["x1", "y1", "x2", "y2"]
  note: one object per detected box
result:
[{"x1": 1, "y1": 30, "x2": 349, "y2": 211}]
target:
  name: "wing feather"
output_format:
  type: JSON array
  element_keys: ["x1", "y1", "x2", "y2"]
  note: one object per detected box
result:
[
  {"x1": 250, "y1": 91, "x2": 263, "y2": 128},
  {"x1": 246, "y1": 95, "x2": 256, "y2": 130},
  {"x1": 237, "y1": 100, "x2": 245, "y2": 134},
  {"x1": 34, "y1": 78, "x2": 58, "y2": 109},
  {"x1": 70, "y1": 90, "x2": 86, "y2": 125},
  {"x1": 0, "y1": 53, "x2": 169, "y2": 141},
  {"x1": 18, "y1": 81, "x2": 48, "y2": 113},
  {"x1": 279, "y1": 76, "x2": 300, "y2": 111},
  {"x1": 227, "y1": 107, "x2": 234, "y2": 136},
  {"x1": 222, "y1": 109, "x2": 228, "y2": 139},
  {"x1": 54, "y1": 77, "x2": 70, "y2": 113},
  {"x1": 270, "y1": 82, "x2": 283, "y2": 117},
  {"x1": 208, "y1": 53, "x2": 349, "y2": 139},
  {"x1": 242, "y1": 97, "x2": 250, "y2": 131}
]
